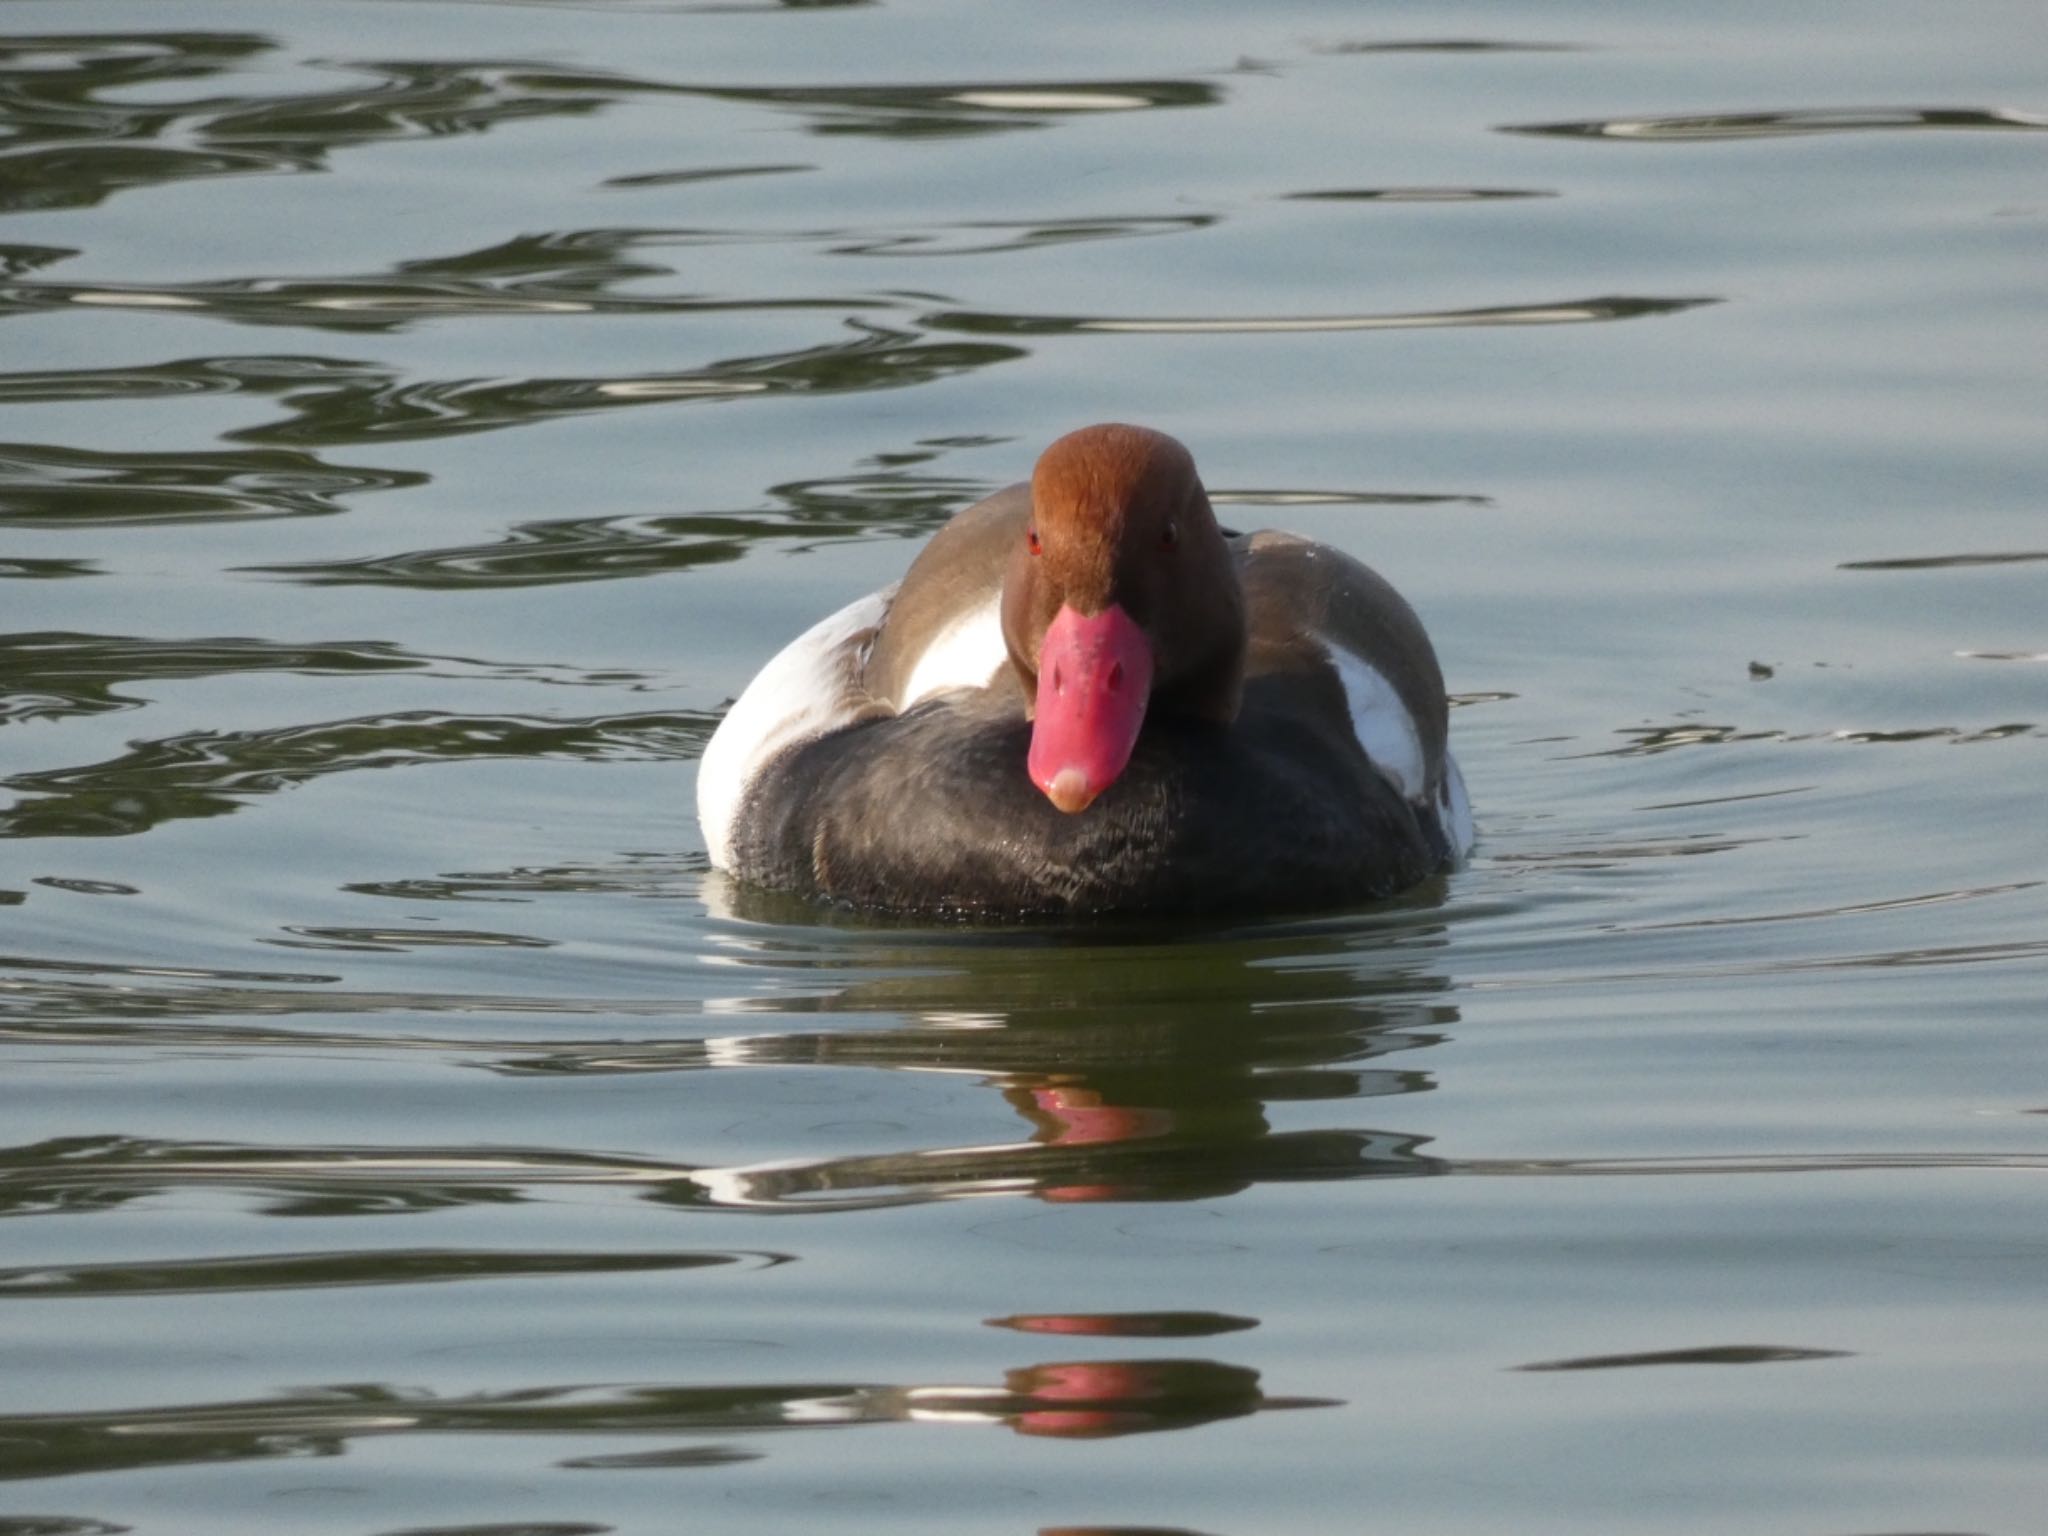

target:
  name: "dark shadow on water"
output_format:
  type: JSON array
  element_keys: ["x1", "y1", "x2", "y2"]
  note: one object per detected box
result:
[
  {"x1": 1512, "y1": 1344, "x2": 1851, "y2": 1371},
  {"x1": 987, "y1": 1311, "x2": 1259, "y2": 1339},
  {"x1": 0, "y1": 442, "x2": 426, "y2": 528},
  {"x1": 1310, "y1": 38, "x2": 1586, "y2": 55},
  {"x1": 0, "y1": 556, "x2": 98, "y2": 580},
  {"x1": 921, "y1": 294, "x2": 1719, "y2": 336},
  {"x1": 1840, "y1": 550, "x2": 2048, "y2": 571},
  {"x1": 0, "y1": 326, "x2": 1018, "y2": 449},
  {"x1": 0, "y1": 248, "x2": 907, "y2": 332},
  {"x1": 1586, "y1": 720, "x2": 2037, "y2": 758},
  {"x1": 1503, "y1": 105, "x2": 2048, "y2": 142},
  {"x1": 10, "y1": 1132, "x2": 2048, "y2": 1225},
  {"x1": 0, "y1": 1516, "x2": 129, "y2": 1536},
  {"x1": 244, "y1": 458, "x2": 997, "y2": 587},
  {"x1": 0, "y1": 632, "x2": 427, "y2": 726},
  {"x1": 0, "y1": 1355, "x2": 1328, "y2": 1482},
  {"x1": 545, "y1": 72, "x2": 1223, "y2": 140},
  {"x1": 0, "y1": 1246, "x2": 782, "y2": 1299},
  {"x1": 0, "y1": 705, "x2": 713, "y2": 838},
  {"x1": 815, "y1": 214, "x2": 1218, "y2": 258},
  {"x1": 0, "y1": 36, "x2": 1220, "y2": 223},
  {"x1": 1284, "y1": 186, "x2": 1555, "y2": 202},
  {"x1": 0, "y1": 34, "x2": 617, "y2": 216}
]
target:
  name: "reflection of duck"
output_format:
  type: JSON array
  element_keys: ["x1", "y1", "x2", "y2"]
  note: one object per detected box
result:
[
  {"x1": 700, "y1": 424, "x2": 1470, "y2": 916},
  {"x1": 653, "y1": 972, "x2": 1451, "y2": 1208},
  {"x1": 499, "y1": 917, "x2": 1458, "y2": 1209},
  {"x1": 0, "y1": 1345, "x2": 1329, "y2": 1480},
  {"x1": 887, "y1": 1356, "x2": 1333, "y2": 1439}
]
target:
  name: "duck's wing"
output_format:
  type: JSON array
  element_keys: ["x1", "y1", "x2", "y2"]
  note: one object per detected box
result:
[
  {"x1": 697, "y1": 584, "x2": 896, "y2": 870},
  {"x1": 1238, "y1": 531, "x2": 1469, "y2": 854},
  {"x1": 862, "y1": 482, "x2": 1031, "y2": 711},
  {"x1": 698, "y1": 484, "x2": 1033, "y2": 871}
]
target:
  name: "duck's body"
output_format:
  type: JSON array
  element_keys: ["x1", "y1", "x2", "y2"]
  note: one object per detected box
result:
[{"x1": 698, "y1": 426, "x2": 1471, "y2": 917}]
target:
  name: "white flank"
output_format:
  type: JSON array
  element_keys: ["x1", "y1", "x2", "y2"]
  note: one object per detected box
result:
[
  {"x1": 899, "y1": 594, "x2": 1007, "y2": 709},
  {"x1": 1323, "y1": 639, "x2": 1426, "y2": 801},
  {"x1": 697, "y1": 587, "x2": 893, "y2": 869}
]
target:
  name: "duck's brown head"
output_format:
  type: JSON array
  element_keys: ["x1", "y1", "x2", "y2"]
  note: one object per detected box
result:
[{"x1": 1001, "y1": 424, "x2": 1246, "y2": 813}]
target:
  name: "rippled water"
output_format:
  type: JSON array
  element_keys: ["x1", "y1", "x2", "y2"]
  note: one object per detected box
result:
[{"x1": 5, "y1": 2, "x2": 2046, "y2": 1532}]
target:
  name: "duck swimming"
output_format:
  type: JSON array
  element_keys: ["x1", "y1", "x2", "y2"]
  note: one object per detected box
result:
[{"x1": 698, "y1": 424, "x2": 1471, "y2": 917}]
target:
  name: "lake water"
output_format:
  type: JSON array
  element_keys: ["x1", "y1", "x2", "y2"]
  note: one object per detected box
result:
[{"x1": 3, "y1": 1, "x2": 2046, "y2": 1531}]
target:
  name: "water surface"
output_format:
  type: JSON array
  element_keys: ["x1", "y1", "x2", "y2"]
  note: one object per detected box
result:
[{"x1": 4, "y1": 2, "x2": 2047, "y2": 1532}]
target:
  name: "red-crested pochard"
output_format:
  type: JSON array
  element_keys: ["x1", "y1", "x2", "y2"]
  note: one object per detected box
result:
[{"x1": 698, "y1": 424, "x2": 1471, "y2": 916}]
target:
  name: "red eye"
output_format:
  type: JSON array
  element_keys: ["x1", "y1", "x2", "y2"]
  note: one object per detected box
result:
[
  {"x1": 1027, "y1": 527, "x2": 1042, "y2": 556},
  {"x1": 1159, "y1": 521, "x2": 1178, "y2": 552}
]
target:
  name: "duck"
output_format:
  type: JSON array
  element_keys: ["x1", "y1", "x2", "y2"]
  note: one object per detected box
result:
[{"x1": 697, "y1": 423, "x2": 1472, "y2": 917}]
